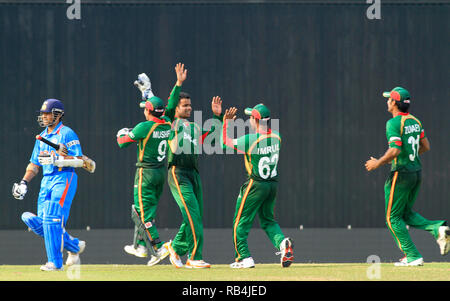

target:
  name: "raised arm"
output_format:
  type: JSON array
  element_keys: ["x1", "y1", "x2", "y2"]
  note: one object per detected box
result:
[
  {"x1": 198, "y1": 96, "x2": 224, "y2": 145},
  {"x1": 220, "y1": 107, "x2": 248, "y2": 154},
  {"x1": 165, "y1": 63, "x2": 187, "y2": 122}
]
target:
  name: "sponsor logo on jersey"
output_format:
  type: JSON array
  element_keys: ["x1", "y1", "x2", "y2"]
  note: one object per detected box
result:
[
  {"x1": 66, "y1": 140, "x2": 80, "y2": 147},
  {"x1": 183, "y1": 132, "x2": 198, "y2": 146}
]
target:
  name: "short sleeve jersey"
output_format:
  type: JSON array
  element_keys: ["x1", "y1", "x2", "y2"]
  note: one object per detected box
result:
[
  {"x1": 117, "y1": 85, "x2": 181, "y2": 168},
  {"x1": 129, "y1": 118, "x2": 172, "y2": 168},
  {"x1": 386, "y1": 112, "x2": 426, "y2": 172},
  {"x1": 222, "y1": 121, "x2": 281, "y2": 182},
  {"x1": 167, "y1": 115, "x2": 222, "y2": 171},
  {"x1": 30, "y1": 122, "x2": 83, "y2": 176}
]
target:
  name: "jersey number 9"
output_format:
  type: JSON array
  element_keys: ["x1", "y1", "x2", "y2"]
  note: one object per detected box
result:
[{"x1": 157, "y1": 140, "x2": 168, "y2": 162}]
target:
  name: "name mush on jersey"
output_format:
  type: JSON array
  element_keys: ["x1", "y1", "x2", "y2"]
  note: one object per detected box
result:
[{"x1": 153, "y1": 130, "x2": 171, "y2": 139}]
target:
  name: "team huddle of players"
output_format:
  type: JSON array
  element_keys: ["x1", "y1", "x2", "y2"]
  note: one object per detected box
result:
[
  {"x1": 11, "y1": 63, "x2": 449, "y2": 271},
  {"x1": 116, "y1": 63, "x2": 293, "y2": 269}
]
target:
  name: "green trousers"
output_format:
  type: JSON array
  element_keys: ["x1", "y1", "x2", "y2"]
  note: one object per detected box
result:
[
  {"x1": 134, "y1": 167, "x2": 166, "y2": 250},
  {"x1": 233, "y1": 178, "x2": 285, "y2": 261},
  {"x1": 167, "y1": 166, "x2": 204, "y2": 261},
  {"x1": 384, "y1": 170, "x2": 446, "y2": 262}
]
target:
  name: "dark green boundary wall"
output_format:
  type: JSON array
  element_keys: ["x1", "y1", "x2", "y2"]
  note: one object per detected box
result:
[{"x1": 1, "y1": 0, "x2": 449, "y2": 229}]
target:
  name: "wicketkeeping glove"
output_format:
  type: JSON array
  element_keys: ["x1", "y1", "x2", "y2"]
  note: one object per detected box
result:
[
  {"x1": 12, "y1": 180, "x2": 28, "y2": 200},
  {"x1": 116, "y1": 127, "x2": 133, "y2": 138},
  {"x1": 134, "y1": 73, "x2": 154, "y2": 101}
]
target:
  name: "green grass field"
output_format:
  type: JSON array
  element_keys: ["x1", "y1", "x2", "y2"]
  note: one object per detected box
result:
[{"x1": 1, "y1": 263, "x2": 449, "y2": 281}]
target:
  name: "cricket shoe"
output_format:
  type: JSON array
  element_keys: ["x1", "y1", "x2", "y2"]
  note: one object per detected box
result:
[
  {"x1": 66, "y1": 240, "x2": 86, "y2": 266},
  {"x1": 277, "y1": 237, "x2": 294, "y2": 268},
  {"x1": 394, "y1": 256, "x2": 424, "y2": 267},
  {"x1": 164, "y1": 241, "x2": 183, "y2": 268},
  {"x1": 124, "y1": 244, "x2": 148, "y2": 258},
  {"x1": 230, "y1": 257, "x2": 255, "y2": 269},
  {"x1": 185, "y1": 259, "x2": 211, "y2": 269},
  {"x1": 40, "y1": 262, "x2": 64, "y2": 271},
  {"x1": 147, "y1": 244, "x2": 171, "y2": 267},
  {"x1": 436, "y1": 226, "x2": 450, "y2": 255}
]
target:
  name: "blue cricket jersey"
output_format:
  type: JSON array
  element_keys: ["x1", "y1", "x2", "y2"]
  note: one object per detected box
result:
[{"x1": 30, "y1": 122, "x2": 83, "y2": 175}]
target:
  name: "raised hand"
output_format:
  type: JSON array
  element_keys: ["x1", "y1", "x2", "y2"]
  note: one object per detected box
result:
[
  {"x1": 211, "y1": 96, "x2": 222, "y2": 117},
  {"x1": 175, "y1": 63, "x2": 188, "y2": 86},
  {"x1": 134, "y1": 73, "x2": 151, "y2": 91},
  {"x1": 223, "y1": 107, "x2": 238, "y2": 121}
]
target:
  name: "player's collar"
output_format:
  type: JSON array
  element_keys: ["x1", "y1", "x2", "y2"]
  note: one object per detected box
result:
[
  {"x1": 150, "y1": 116, "x2": 165, "y2": 124},
  {"x1": 257, "y1": 127, "x2": 272, "y2": 135},
  {"x1": 46, "y1": 122, "x2": 64, "y2": 135},
  {"x1": 396, "y1": 112, "x2": 409, "y2": 117}
]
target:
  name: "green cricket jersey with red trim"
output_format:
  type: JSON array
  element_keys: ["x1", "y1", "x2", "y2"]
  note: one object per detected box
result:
[
  {"x1": 383, "y1": 112, "x2": 446, "y2": 263},
  {"x1": 167, "y1": 114, "x2": 223, "y2": 172},
  {"x1": 115, "y1": 84, "x2": 181, "y2": 250},
  {"x1": 386, "y1": 112, "x2": 426, "y2": 172},
  {"x1": 221, "y1": 119, "x2": 282, "y2": 181},
  {"x1": 221, "y1": 120, "x2": 287, "y2": 262},
  {"x1": 165, "y1": 99, "x2": 223, "y2": 262},
  {"x1": 116, "y1": 84, "x2": 181, "y2": 166}
]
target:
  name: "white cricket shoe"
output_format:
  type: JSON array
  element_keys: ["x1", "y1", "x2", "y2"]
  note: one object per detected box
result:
[
  {"x1": 394, "y1": 256, "x2": 424, "y2": 267},
  {"x1": 277, "y1": 237, "x2": 294, "y2": 268},
  {"x1": 436, "y1": 226, "x2": 450, "y2": 255},
  {"x1": 147, "y1": 244, "x2": 171, "y2": 266},
  {"x1": 40, "y1": 262, "x2": 64, "y2": 271},
  {"x1": 124, "y1": 244, "x2": 148, "y2": 258},
  {"x1": 185, "y1": 259, "x2": 211, "y2": 269},
  {"x1": 164, "y1": 241, "x2": 183, "y2": 268},
  {"x1": 230, "y1": 257, "x2": 255, "y2": 269},
  {"x1": 66, "y1": 240, "x2": 86, "y2": 266}
]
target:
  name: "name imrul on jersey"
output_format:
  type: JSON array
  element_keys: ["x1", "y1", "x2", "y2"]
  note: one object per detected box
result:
[{"x1": 256, "y1": 144, "x2": 279, "y2": 155}]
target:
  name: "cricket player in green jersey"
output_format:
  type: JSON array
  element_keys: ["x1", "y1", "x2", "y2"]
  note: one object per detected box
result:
[
  {"x1": 164, "y1": 92, "x2": 224, "y2": 269},
  {"x1": 221, "y1": 104, "x2": 293, "y2": 268},
  {"x1": 365, "y1": 87, "x2": 450, "y2": 266},
  {"x1": 116, "y1": 63, "x2": 187, "y2": 266}
]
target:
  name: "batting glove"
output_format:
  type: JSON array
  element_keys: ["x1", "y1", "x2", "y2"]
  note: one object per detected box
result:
[
  {"x1": 38, "y1": 153, "x2": 56, "y2": 165},
  {"x1": 12, "y1": 180, "x2": 28, "y2": 200},
  {"x1": 116, "y1": 127, "x2": 132, "y2": 138}
]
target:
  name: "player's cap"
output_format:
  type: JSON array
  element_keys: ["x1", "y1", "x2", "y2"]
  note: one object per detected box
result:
[
  {"x1": 244, "y1": 103, "x2": 270, "y2": 120},
  {"x1": 382, "y1": 87, "x2": 411, "y2": 103},
  {"x1": 145, "y1": 96, "x2": 165, "y2": 113},
  {"x1": 37, "y1": 98, "x2": 64, "y2": 113}
]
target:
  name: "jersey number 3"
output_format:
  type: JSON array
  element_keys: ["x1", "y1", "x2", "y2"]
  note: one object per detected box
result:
[{"x1": 408, "y1": 135, "x2": 420, "y2": 161}]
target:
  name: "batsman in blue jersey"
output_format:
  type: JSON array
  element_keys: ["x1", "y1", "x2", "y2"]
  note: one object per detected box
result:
[{"x1": 12, "y1": 99, "x2": 86, "y2": 271}]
